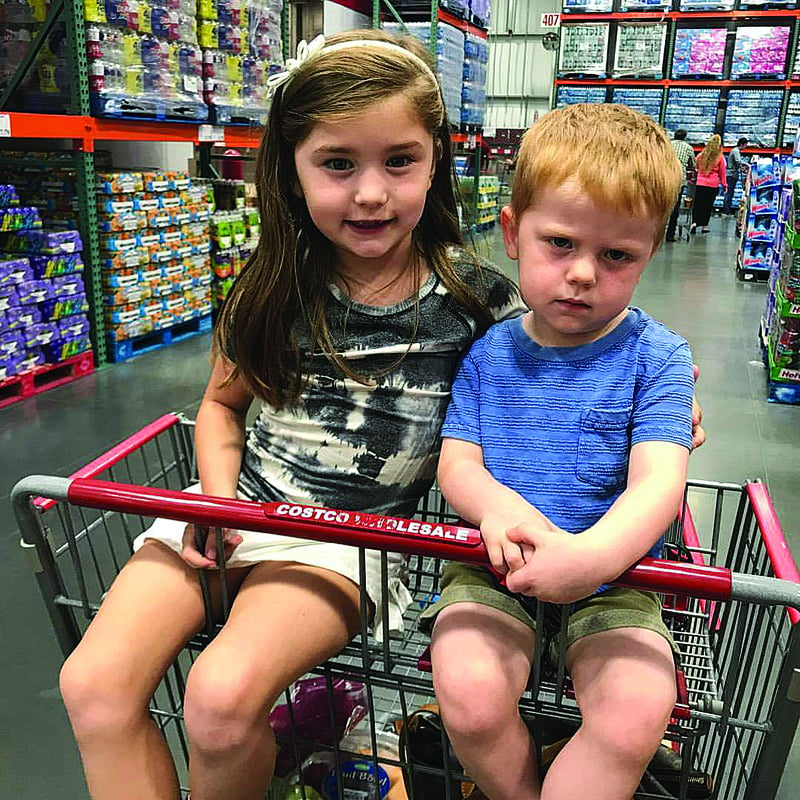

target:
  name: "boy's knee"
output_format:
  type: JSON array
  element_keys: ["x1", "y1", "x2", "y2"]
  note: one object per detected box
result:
[
  {"x1": 183, "y1": 660, "x2": 273, "y2": 756},
  {"x1": 586, "y1": 687, "x2": 674, "y2": 763},
  {"x1": 434, "y1": 661, "x2": 519, "y2": 738}
]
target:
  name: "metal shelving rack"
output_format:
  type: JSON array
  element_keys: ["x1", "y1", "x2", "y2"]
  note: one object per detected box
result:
[
  {"x1": 0, "y1": 0, "x2": 285, "y2": 365},
  {"x1": 554, "y1": 6, "x2": 800, "y2": 155}
]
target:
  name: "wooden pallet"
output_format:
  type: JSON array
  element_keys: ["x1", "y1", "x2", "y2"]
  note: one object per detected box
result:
[{"x1": 0, "y1": 351, "x2": 94, "y2": 410}]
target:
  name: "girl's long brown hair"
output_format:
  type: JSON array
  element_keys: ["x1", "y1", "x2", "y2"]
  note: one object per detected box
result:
[
  {"x1": 214, "y1": 29, "x2": 494, "y2": 408},
  {"x1": 697, "y1": 134, "x2": 723, "y2": 174}
]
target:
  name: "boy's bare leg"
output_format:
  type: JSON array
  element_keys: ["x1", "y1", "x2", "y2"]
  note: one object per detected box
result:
[
  {"x1": 542, "y1": 627, "x2": 676, "y2": 800},
  {"x1": 59, "y1": 541, "x2": 247, "y2": 800},
  {"x1": 184, "y1": 561, "x2": 362, "y2": 800},
  {"x1": 431, "y1": 603, "x2": 540, "y2": 800}
]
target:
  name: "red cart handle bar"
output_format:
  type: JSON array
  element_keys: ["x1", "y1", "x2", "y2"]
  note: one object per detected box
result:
[{"x1": 44, "y1": 477, "x2": 794, "y2": 609}]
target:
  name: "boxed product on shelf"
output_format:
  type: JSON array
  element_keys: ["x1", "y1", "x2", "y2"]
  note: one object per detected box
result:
[
  {"x1": 611, "y1": 23, "x2": 667, "y2": 80},
  {"x1": 671, "y1": 27, "x2": 727, "y2": 79},
  {"x1": 619, "y1": 0, "x2": 670, "y2": 9},
  {"x1": 731, "y1": 26, "x2": 791, "y2": 80},
  {"x1": 679, "y1": 0, "x2": 734, "y2": 10},
  {"x1": 558, "y1": 24, "x2": 610, "y2": 78},
  {"x1": 562, "y1": 0, "x2": 613, "y2": 12}
]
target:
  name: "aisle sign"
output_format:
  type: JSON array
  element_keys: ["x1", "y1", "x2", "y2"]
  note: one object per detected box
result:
[
  {"x1": 540, "y1": 13, "x2": 561, "y2": 28},
  {"x1": 0, "y1": 114, "x2": 10, "y2": 138}
]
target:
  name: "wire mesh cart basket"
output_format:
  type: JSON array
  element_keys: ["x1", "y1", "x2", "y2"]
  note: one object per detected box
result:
[{"x1": 12, "y1": 413, "x2": 800, "y2": 800}]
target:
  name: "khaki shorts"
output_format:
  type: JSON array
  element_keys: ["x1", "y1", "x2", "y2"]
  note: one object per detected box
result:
[{"x1": 419, "y1": 562, "x2": 676, "y2": 656}]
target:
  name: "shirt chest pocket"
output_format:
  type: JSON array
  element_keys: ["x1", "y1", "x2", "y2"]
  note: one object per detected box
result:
[{"x1": 576, "y1": 407, "x2": 631, "y2": 490}]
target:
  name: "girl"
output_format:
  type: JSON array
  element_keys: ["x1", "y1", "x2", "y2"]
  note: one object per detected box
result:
[
  {"x1": 57, "y1": 29, "x2": 524, "y2": 800},
  {"x1": 691, "y1": 134, "x2": 727, "y2": 234}
]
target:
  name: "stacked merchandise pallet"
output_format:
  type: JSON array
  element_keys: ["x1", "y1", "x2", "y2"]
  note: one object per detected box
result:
[
  {"x1": 0, "y1": 184, "x2": 94, "y2": 408},
  {"x1": 384, "y1": 20, "x2": 466, "y2": 126},
  {"x1": 96, "y1": 170, "x2": 214, "y2": 362},
  {"x1": 554, "y1": 6, "x2": 800, "y2": 156},
  {"x1": 0, "y1": 0, "x2": 70, "y2": 113},
  {"x1": 84, "y1": 0, "x2": 208, "y2": 120},
  {"x1": 761, "y1": 169, "x2": 800, "y2": 403},
  {"x1": 200, "y1": 0, "x2": 283, "y2": 124},
  {"x1": 384, "y1": 2, "x2": 490, "y2": 127},
  {"x1": 737, "y1": 156, "x2": 783, "y2": 282},
  {"x1": 209, "y1": 178, "x2": 259, "y2": 310},
  {"x1": 82, "y1": 0, "x2": 283, "y2": 123},
  {"x1": 458, "y1": 174, "x2": 499, "y2": 230}
]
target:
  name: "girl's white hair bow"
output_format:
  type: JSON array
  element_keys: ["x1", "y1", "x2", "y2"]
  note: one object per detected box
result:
[{"x1": 267, "y1": 34, "x2": 326, "y2": 96}]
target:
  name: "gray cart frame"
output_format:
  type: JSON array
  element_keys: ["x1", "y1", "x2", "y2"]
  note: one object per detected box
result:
[{"x1": 12, "y1": 413, "x2": 800, "y2": 799}]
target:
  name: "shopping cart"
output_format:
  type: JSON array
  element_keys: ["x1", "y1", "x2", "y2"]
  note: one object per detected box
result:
[
  {"x1": 677, "y1": 180, "x2": 696, "y2": 242},
  {"x1": 12, "y1": 413, "x2": 800, "y2": 800}
]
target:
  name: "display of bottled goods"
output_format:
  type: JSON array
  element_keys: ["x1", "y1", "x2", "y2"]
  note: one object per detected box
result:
[
  {"x1": 724, "y1": 89, "x2": 783, "y2": 148},
  {"x1": 664, "y1": 88, "x2": 721, "y2": 145},
  {"x1": 610, "y1": 88, "x2": 663, "y2": 123},
  {"x1": 556, "y1": 85, "x2": 607, "y2": 107},
  {"x1": 562, "y1": 0, "x2": 613, "y2": 13}
]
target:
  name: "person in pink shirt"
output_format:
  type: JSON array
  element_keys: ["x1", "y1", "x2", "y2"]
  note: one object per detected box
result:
[{"x1": 691, "y1": 134, "x2": 727, "y2": 234}]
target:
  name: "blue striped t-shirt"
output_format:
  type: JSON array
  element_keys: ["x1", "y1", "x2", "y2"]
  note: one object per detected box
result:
[{"x1": 442, "y1": 308, "x2": 694, "y2": 558}]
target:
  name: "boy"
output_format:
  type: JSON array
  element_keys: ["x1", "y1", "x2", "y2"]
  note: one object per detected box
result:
[{"x1": 421, "y1": 104, "x2": 694, "y2": 800}]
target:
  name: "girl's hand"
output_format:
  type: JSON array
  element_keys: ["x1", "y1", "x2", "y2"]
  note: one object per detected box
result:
[
  {"x1": 180, "y1": 524, "x2": 243, "y2": 569},
  {"x1": 503, "y1": 525, "x2": 605, "y2": 603}
]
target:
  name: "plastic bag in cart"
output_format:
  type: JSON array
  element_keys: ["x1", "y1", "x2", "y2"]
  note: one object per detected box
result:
[{"x1": 270, "y1": 676, "x2": 368, "y2": 777}]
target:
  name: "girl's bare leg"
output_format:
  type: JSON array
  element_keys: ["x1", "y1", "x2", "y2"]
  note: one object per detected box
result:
[
  {"x1": 542, "y1": 628, "x2": 676, "y2": 800},
  {"x1": 430, "y1": 603, "x2": 539, "y2": 800},
  {"x1": 59, "y1": 541, "x2": 249, "y2": 800},
  {"x1": 183, "y1": 561, "x2": 362, "y2": 800}
]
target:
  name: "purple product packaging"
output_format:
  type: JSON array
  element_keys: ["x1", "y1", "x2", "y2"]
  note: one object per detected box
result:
[
  {"x1": 57, "y1": 315, "x2": 91, "y2": 339},
  {"x1": 25, "y1": 322, "x2": 59, "y2": 348},
  {"x1": 42, "y1": 333, "x2": 92, "y2": 363},
  {"x1": 0, "y1": 185, "x2": 21, "y2": 208},
  {"x1": 0, "y1": 330, "x2": 25, "y2": 357},
  {"x1": 0, "y1": 257, "x2": 32, "y2": 286},
  {"x1": 16, "y1": 279, "x2": 54, "y2": 305},
  {"x1": 0, "y1": 354, "x2": 24, "y2": 382},
  {"x1": 29, "y1": 253, "x2": 85, "y2": 278},
  {"x1": 53, "y1": 273, "x2": 86, "y2": 298},
  {"x1": 0, "y1": 284, "x2": 19, "y2": 312},
  {"x1": 0, "y1": 229, "x2": 83, "y2": 254},
  {"x1": 0, "y1": 206, "x2": 43, "y2": 231},
  {"x1": 18, "y1": 348, "x2": 46, "y2": 372},
  {"x1": 4, "y1": 304, "x2": 42, "y2": 330},
  {"x1": 40, "y1": 292, "x2": 89, "y2": 321}
]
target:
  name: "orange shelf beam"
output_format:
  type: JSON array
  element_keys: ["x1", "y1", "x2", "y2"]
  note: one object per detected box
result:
[{"x1": 0, "y1": 112, "x2": 264, "y2": 151}]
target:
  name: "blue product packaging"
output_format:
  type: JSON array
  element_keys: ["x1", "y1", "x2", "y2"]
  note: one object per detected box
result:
[
  {"x1": 16, "y1": 279, "x2": 54, "y2": 305},
  {"x1": 0, "y1": 330, "x2": 25, "y2": 357},
  {"x1": 0, "y1": 257, "x2": 32, "y2": 286},
  {"x1": 0, "y1": 284, "x2": 19, "y2": 312},
  {"x1": 5, "y1": 305, "x2": 42, "y2": 330},
  {"x1": 52, "y1": 273, "x2": 86, "y2": 299}
]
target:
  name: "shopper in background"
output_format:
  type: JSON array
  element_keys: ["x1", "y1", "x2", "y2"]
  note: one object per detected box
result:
[
  {"x1": 722, "y1": 136, "x2": 748, "y2": 216},
  {"x1": 426, "y1": 104, "x2": 692, "y2": 800},
  {"x1": 691, "y1": 134, "x2": 727, "y2": 234},
  {"x1": 665, "y1": 128, "x2": 696, "y2": 242},
  {"x1": 56, "y1": 30, "x2": 527, "y2": 800}
]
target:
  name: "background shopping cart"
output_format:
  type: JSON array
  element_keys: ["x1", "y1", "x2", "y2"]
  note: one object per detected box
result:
[{"x1": 12, "y1": 413, "x2": 800, "y2": 800}]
